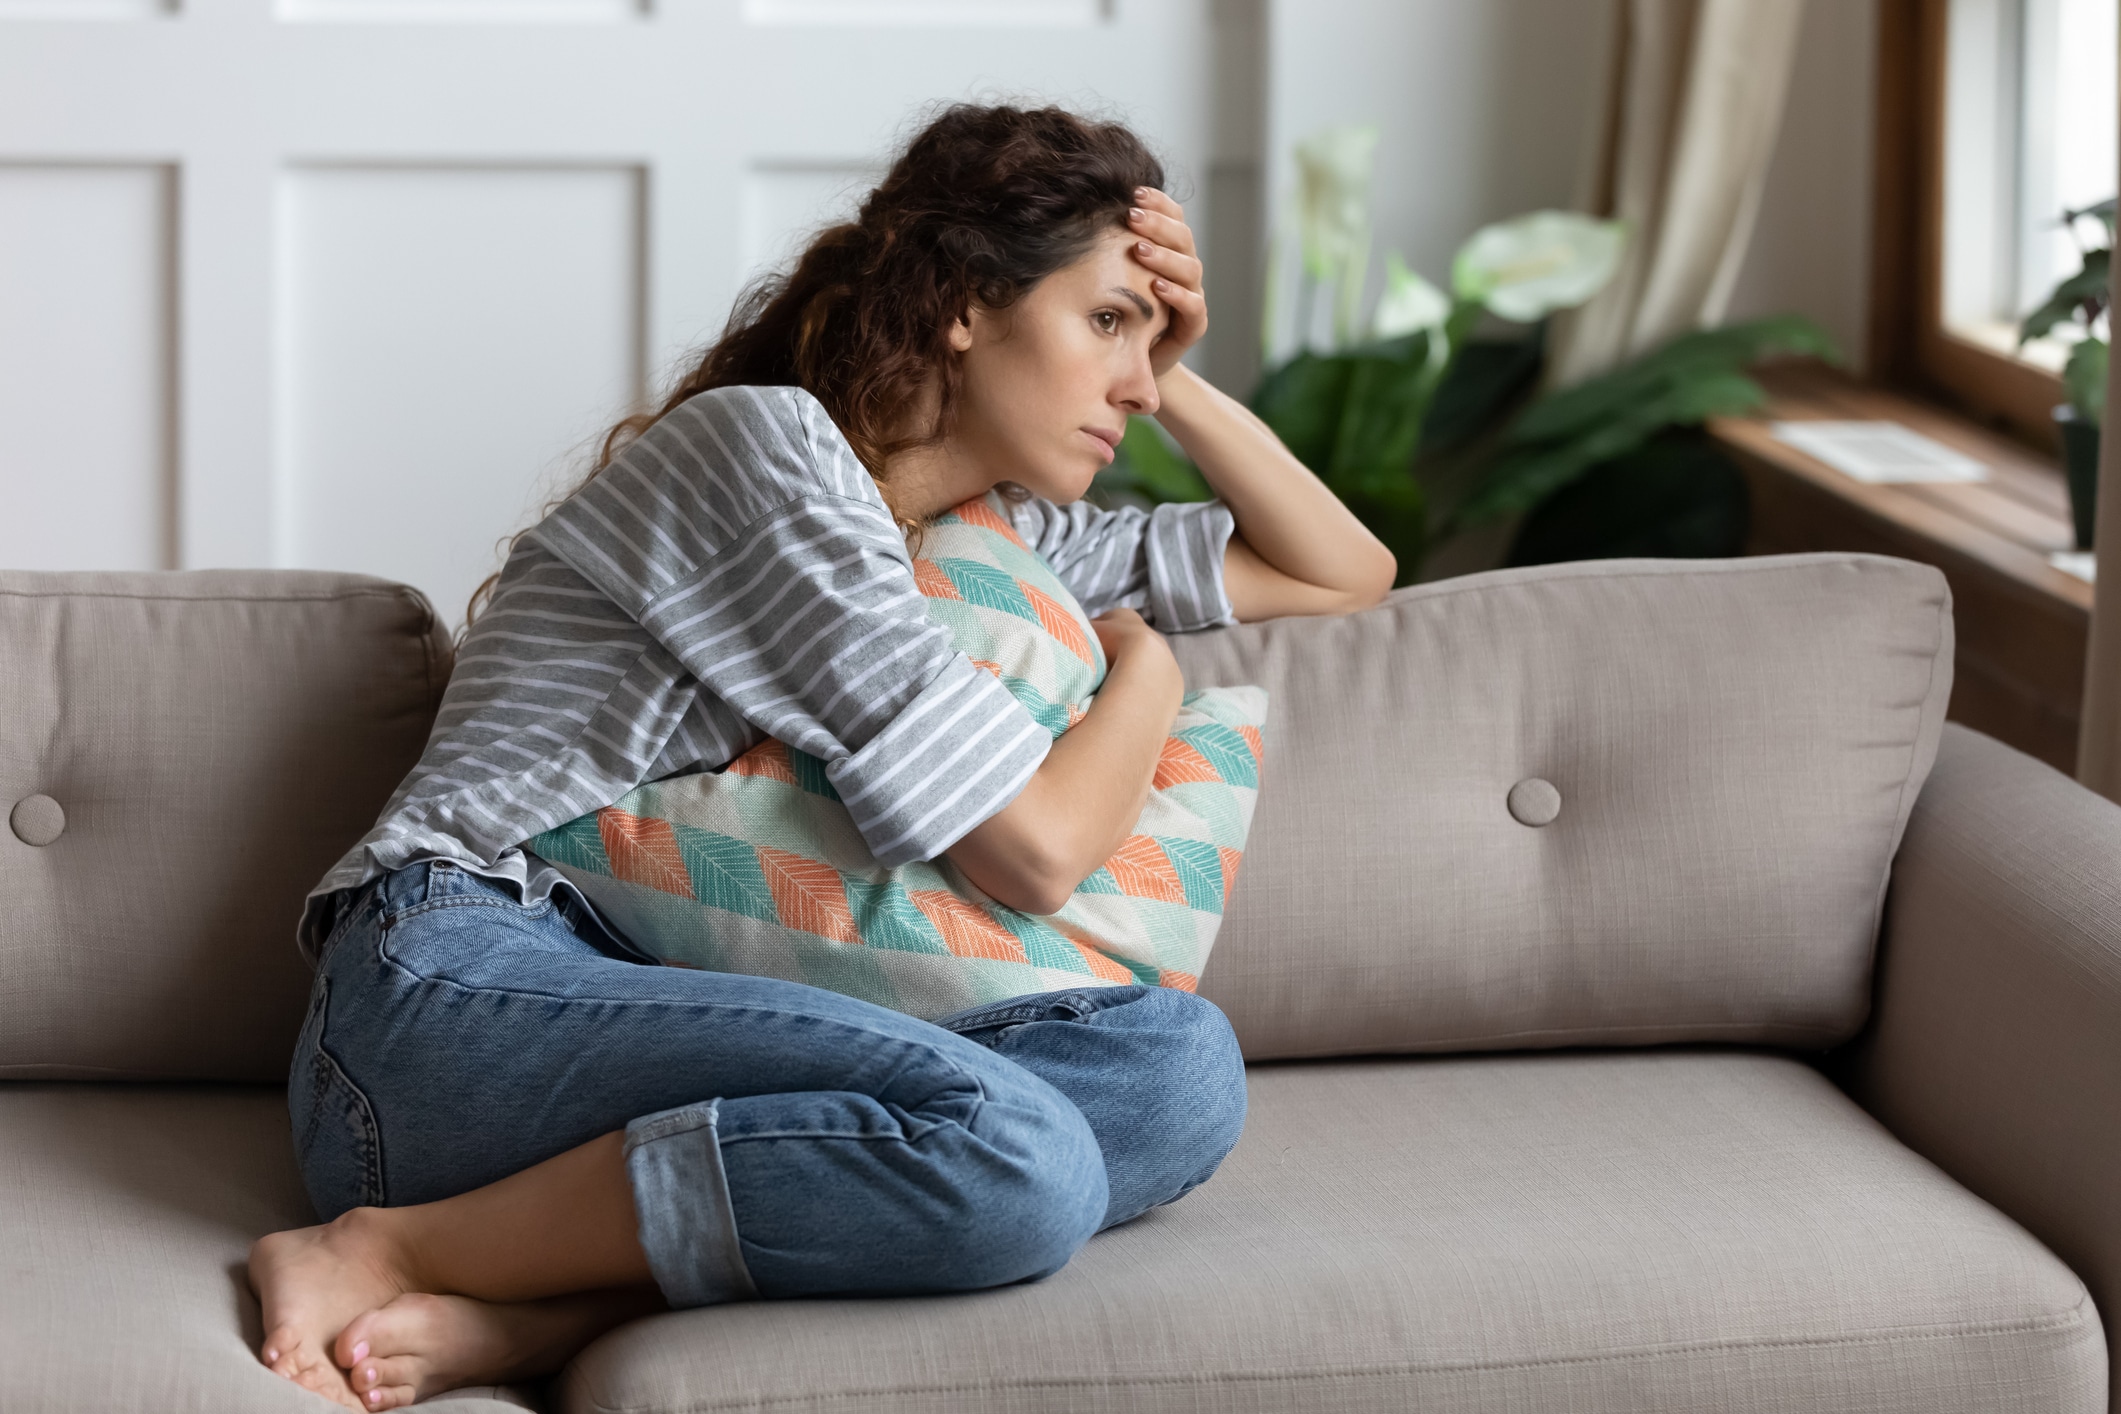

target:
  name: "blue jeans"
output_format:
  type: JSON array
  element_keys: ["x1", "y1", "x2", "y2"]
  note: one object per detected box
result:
[{"x1": 291, "y1": 860, "x2": 1247, "y2": 1308}]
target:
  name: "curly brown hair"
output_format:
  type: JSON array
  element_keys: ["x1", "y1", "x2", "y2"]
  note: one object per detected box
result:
[{"x1": 466, "y1": 102, "x2": 1165, "y2": 628}]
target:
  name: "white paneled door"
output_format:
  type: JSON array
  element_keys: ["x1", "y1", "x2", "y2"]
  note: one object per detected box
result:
[{"x1": 1, "y1": 0, "x2": 1254, "y2": 626}]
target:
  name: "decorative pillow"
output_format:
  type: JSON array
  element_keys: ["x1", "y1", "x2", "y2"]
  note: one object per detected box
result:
[{"x1": 528, "y1": 492, "x2": 1267, "y2": 1021}]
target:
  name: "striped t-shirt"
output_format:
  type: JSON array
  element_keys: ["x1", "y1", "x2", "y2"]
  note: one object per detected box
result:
[{"x1": 300, "y1": 383, "x2": 1237, "y2": 956}]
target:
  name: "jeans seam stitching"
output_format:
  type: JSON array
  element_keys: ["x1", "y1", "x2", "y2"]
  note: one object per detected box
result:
[{"x1": 381, "y1": 892, "x2": 555, "y2": 930}]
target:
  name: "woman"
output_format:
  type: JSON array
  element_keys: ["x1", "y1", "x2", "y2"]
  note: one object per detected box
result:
[{"x1": 252, "y1": 104, "x2": 1395, "y2": 1409}]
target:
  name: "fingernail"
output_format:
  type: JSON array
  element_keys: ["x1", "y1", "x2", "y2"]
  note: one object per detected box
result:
[
  {"x1": 1129, "y1": 207, "x2": 1144, "y2": 221},
  {"x1": 1137, "y1": 241, "x2": 1152, "y2": 255},
  {"x1": 1134, "y1": 186, "x2": 1149, "y2": 198}
]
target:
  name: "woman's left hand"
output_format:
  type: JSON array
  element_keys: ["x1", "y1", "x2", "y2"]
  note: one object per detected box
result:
[{"x1": 1127, "y1": 187, "x2": 1207, "y2": 380}]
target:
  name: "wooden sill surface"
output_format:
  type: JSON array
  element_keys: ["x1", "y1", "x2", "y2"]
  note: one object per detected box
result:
[
  {"x1": 1708, "y1": 363, "x2": 2089, "y2": 613},
  {"x1": 1708, "y1": 362, "x2": 2088, "y2": 772}
]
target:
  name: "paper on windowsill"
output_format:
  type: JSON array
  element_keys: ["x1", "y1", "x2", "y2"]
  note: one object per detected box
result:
[
  {"x1": 1769, "y1": 420, "x2": 1990, "y2": 484},
  {"x1": 2051, "y1": 550, "x2": 2096, "y2": 583}
]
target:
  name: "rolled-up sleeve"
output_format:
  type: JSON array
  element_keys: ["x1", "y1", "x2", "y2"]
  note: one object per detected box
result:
[
  {"x1": 1004, "y1": 495, "x2": 1237, "y2": 632},
  {"x1": 531, "y1": 386, "x2": 1049, "y2": 863}
]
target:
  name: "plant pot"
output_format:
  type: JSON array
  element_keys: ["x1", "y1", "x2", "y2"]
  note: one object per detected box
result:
[{"x1": 2054, "y1": 404, "x2": 2100, "y2": 551}]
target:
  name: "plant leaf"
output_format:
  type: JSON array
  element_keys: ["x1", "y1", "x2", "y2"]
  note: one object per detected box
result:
[
  {"x1": 1418, "y1": 331, "x2": 1545, "y2": 456},
  {"x1": 1506, "y1": 428, "x2": 1749, "y2": 566},
  {"x1": 1250, "y1": 350, "x2": 1358, "y2": 473},
  {"x1": 1456, "y1": 370, "x2": 1767, "y2": 527},
  {"x1": 1515, "y1": 316, "x2": 1838, "y2": 445},
  {"x1": 2022, "y1": 249, "x2": 2111, "y2": 342}
]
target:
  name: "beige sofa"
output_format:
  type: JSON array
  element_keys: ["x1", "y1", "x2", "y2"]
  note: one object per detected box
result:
[{"x1": 3, "y1": 553, "x2": 2116, "y2": 1413}]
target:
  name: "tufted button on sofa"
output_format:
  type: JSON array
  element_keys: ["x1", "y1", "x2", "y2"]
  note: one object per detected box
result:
[{"x1": 2, "y1": 556, "x2": 2116, "y2": 1414}]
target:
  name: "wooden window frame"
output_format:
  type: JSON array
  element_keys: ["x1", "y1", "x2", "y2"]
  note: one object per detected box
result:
[{"x1": 1870, "y1": 0, "x2": 2072, "y2": 449}]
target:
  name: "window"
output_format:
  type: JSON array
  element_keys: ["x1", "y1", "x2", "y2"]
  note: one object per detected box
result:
[{"x1": 1873, "y1": 0, "x2": 2117, "y2": 441}]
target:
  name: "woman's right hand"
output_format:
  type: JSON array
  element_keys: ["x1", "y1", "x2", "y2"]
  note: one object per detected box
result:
[{"x1": 1091, "y1": 608, "x2": 1181, "y2": 695}]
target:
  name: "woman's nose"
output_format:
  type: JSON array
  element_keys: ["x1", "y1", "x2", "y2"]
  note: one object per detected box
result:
[{"x1": 1116, "y1": 353, "x2": 1159, "y2": 416}]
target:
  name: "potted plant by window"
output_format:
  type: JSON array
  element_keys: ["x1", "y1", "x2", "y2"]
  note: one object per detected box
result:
[{"x1": 2022, "y1": 198, "x2": 2112, "y2": 552}]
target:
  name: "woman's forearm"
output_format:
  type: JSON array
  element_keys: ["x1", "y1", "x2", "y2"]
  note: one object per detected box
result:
[
  {"x1": 1153, "y1": 364, "x2": 1396, "y2": 607},
  {"x1": 945, "y1": 640, "x2": 1182, "y2": 915}
]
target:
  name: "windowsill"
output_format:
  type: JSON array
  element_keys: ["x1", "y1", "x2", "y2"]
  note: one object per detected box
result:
[{"x1": 1707, "y1": 361, "x2": 2087, "y2": 772}]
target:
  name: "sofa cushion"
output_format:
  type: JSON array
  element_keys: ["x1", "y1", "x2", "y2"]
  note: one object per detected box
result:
[
  {"x1": 559, "y1": 1052, "x2": 2098, "y2": 1414},
  {"x1": 1167, "y1": 553, "x2": 1954, "y2": 1059},
  {"x1": 0, "y1": 1085, "x2": 536, "y2": 1412},
  {"x1": 0, "y1": 571, "x2": 449, "y2": 1081}
]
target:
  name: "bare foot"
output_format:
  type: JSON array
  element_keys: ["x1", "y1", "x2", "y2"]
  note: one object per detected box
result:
[
  {"x1": 250, "y1": 1211, "x2": 414, "y2": 1411},
  {"x1": 336, "y1": 1289, "x2": 663, "y2": 1409}
]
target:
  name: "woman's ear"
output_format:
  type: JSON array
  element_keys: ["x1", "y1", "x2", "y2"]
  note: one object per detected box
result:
[{"x1": 947, "y1": 310, "x2": 976, "y2": 353}]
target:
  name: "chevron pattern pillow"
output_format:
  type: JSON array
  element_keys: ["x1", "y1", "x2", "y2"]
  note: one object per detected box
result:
[{"x1": 528, "y1": 492, "x2": 1266, "y2": 1021}]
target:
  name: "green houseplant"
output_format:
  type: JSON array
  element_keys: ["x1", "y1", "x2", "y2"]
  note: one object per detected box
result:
[{"x1": 2020, "y1": 197, "x2": 2112, "y2": 551}]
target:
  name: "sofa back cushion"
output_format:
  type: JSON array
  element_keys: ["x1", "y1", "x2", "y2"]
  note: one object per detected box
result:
[
  {"x1": 0, "y1": 571, "x2": 448, "y2": 1081},
  {"x1": 1169, "y1": 553, "x2": 1953, "y2": 1060}
]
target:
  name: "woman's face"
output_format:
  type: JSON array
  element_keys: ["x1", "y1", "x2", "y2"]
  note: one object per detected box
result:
[{"x1": 945, "y1": 227, "x2": 1167, "y2": 505}]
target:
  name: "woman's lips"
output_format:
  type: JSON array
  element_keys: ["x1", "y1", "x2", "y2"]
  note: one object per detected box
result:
[{"x1": 1083, "y1": 427, "x2": 1120, "y2": 465}]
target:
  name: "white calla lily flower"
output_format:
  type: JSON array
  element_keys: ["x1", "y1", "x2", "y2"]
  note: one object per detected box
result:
[
  {"x1": 1294, "y1": 124, "x2": 1379, "y2": 279},
  {"x1": 1371, "y1": 252, "x2": 1451, "y2": 341},
  {"x1": 1451, "y1": 211, "x2": 1625, "y2": 323}
]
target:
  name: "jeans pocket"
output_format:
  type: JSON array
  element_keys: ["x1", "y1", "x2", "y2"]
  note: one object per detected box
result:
[{"x1": 287, "y1": 975, "x2": 385, "y2": 1220}]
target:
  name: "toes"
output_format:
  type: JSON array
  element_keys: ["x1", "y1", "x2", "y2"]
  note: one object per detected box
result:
[
  {"x1": 291, "y1": 1357, "x2": 365, "y2": 1412},
  {"x1": 337, "y1": 1290, "x2": 443, "y2": 1367},
  {"x1": 360, "y1": 1382, "x2": 418, "y2": 1411},
  {"x1": 262, "y1": 1324, "x2": 302, "y2": 1370},
  {"x1": 334, "y1": 1309, "x2": 377, "y2": 1369},
  {"x1": 350, "y1": 1355, "x2": 424, "y2": 1396}
]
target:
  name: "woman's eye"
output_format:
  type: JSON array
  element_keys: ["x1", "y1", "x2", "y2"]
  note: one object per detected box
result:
[{"x1": 1093, "y1": 310, "x2": 1120, "y2": 334}]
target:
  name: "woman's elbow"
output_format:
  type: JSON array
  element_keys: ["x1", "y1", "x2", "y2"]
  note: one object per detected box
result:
[
  {"x1": 946, "y1": 814, "x2": 1079, "y2": 916},
  {"x1": 1357, "y1": 542, "x2": 1398, "y2": 603},
  {"x1": 982, "y1": 851, "x2": 1077, "y2": 916}
]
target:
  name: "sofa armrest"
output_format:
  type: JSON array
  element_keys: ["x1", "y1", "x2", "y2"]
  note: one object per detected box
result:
[{"x1": 1842, "y1": 722, "x2": 2121, "y2": 1401}]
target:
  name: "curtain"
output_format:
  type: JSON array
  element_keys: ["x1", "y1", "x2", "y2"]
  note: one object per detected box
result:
[{"x1": 1548, "y1": 0, "x2": 1810, "y2": 386}]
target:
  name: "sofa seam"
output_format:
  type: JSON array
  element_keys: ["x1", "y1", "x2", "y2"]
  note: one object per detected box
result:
[
  {"x1": 1241, "y1": 1021, "x2": 1848, "y2": 1055},
  {"x1": 1373, "y1": 552, "x2": 1925, "y2": 612},
  {"x1": 572, "y1": 1300, "x2": 2097, "y2": 1413},
  {"x1": 0, "y1": 584, "x2": 422, "y2": 606},
  {"x1": 1863, "y1": 583, "x2": 1955, "y2": 1006}
]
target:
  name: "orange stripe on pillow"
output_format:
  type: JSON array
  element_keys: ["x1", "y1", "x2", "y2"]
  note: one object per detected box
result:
[
  {"x1": 1019, "y1": 581, "x2": 1095, "y2": 665},
  {"x1": 597, "y1": 809, "x2": 695, "y2": 899},
  {"x1": 757, "y1": 846, "x2": 862, "y2": 945},
  {"x1": 1153, "y1": 737, "x2": 1221, "y2": 790},
  {"x1": 1157, "y1": 969, "x2": 1200, "y2": 992},
  {"x1": 1238, "y1": 725, "x2": 1265, "y2": 766},
  {"x1": 948, "y1": 497, "x2": 1030, "y2": 549},
  {"x1": 913, "y1": 557, "x2": 960, "y2": 600},
  {"x1": 1217, "y1": 846, "x2": 1244, "y2": 902},
  {"x1": 907, "y1": 891, "x2": 1030, "y2": 962},
  {"x1": 1072, "y1": 942, "x2": 1139, "y2": 984},
  {"x1": 1106, "y1": 835, "x2": 1189, "y2": 906},
  {"x1": 727, "y1": 738, "x2": 800, "y2": 786}
]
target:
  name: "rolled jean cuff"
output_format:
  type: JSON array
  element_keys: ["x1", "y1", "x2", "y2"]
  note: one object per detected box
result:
[{"x1": 623, "y1": 1099, "x2": 760, "y2": 1308}]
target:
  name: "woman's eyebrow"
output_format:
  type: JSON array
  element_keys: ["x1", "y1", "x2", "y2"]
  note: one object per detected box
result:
[{"x1": 1107, "y1": 287, "x2": 1155, "y2": 319}]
